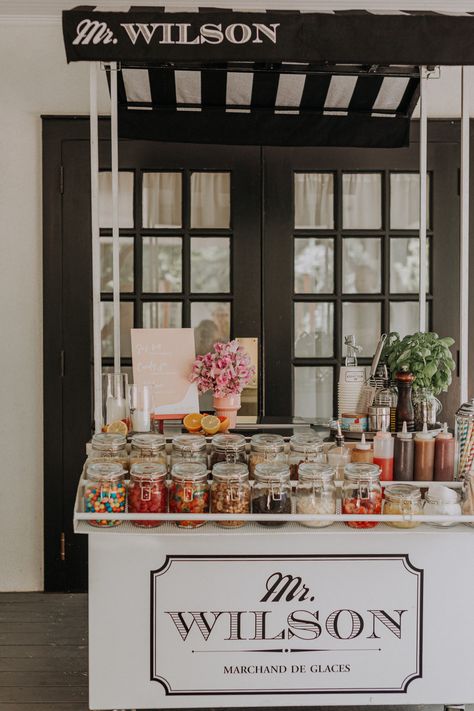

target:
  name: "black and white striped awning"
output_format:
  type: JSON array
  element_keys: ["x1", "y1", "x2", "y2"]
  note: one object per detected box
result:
[{"x1": 62, "y1": 6, "x2": 474, "y2": 147}]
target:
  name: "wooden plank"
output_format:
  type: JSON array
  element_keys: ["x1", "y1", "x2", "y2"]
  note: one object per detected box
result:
[
  {"x1": 0, "y1": 645, "x2": 87, "y2": 660},
  {"x1": 0, "y1": 686, "x2": 88, "y2": 702},
  {"x1": 0, "y1": 633, "x2": 87, "y2": 645},
  {"x1": 0, "y1": 657, "x2": 87, "y2": 672},
  {"x1": 0, "y1": 612, "x2": 86, "y2": 623},
  {"x1": 0, "y1": 705, "x2": 88, "y2": 711},
  {"x1": 0, "y1": 594, "x2": 86, "y2": 604},
  {"x1": 0, "y1": 671, "x2": 88, "y2": 687}
]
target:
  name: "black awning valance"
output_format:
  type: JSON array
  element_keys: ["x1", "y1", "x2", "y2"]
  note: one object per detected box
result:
[{"x1": 63, "y1": 7, "x2": 474, "y2": 65}]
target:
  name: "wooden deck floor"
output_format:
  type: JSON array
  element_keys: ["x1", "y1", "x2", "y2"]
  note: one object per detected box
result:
[{"x1": 0, "y1": 592, "x2": 463, "y2": 711}]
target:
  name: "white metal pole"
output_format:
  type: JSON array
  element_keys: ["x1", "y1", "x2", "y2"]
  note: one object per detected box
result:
[
  {"x1": 111, "y1": 63, "x2": 121, "y2": 374},
  {"x1": 90, "y1": 62, "x2": 103, "y2": 433},
  {"x1": 460, "y1": 66, "x2": 470, "y2": 404},
  {"x1": 418, "y1": 67, "x2": 427, "y2": 333}
]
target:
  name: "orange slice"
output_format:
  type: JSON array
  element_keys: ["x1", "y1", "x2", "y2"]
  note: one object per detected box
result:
[
  {"x1": 218, "y1": 416, "x2": 230, "y2": 432},
  {"x1": 107, "y1": 420, "x2": 128, "y2": 436},
  {"x1": 183, "y1": 412, "x2": 203, "y2": 432},
  {"x1": 201, "y1": 414, "x2": 221, "y2": 435}
]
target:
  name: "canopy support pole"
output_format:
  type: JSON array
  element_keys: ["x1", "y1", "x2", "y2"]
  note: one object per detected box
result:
[
  {"x1": 90, "y1": 62, "x2": 102, "y2": 433},
  {"x1": 460, "y1": 66, "x2": 470, "y2": 403},
  {"x1": 419, "y1": 67, "x2": 427, "y2": 333},
  {"x1": 110, "y1": 62, "x2": 121, "y2": 374}
]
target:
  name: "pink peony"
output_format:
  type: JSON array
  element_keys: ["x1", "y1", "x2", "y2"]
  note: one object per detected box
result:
[{"x1": 190, "y1": 340, "x2": 255, "y2": 397}]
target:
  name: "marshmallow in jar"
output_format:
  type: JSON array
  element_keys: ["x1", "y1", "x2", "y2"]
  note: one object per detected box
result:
[
  {"x1": 295, "y1": 462, "x2": 336, "y2": 528},
  {"x1": 424, "y1": 485, "x2": 461, "y2": 527}
]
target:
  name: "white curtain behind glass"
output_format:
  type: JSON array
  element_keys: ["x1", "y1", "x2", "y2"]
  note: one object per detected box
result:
[
  {"x1": 294, "y1": 173, "x2": 334, "y2": 229},
  {"x1": 191, "y1": 172, "x2": 230, "y2": 228},
  {"x1": 142, "y1": 172, "x2": 182, "y2": 229}
]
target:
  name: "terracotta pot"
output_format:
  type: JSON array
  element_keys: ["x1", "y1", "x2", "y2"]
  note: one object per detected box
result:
[{"x1": 213, "y1": 394, "x2": 241, "y2": 428}]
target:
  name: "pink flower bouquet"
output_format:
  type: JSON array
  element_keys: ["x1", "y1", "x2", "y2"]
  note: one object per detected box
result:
[{"x1": 191, "y1": 340, "x2": 255, "y2": 397}]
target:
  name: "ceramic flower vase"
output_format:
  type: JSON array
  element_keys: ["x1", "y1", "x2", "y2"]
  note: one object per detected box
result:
[{"x1": 213, "y1": 394, "x2": 241, "y2": 428}]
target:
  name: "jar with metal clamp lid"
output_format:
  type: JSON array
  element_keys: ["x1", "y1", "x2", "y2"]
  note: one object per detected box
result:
[
  {"x1": 288, "y1": 432, "x2": 324, "y2": 480},
  {"x1": 169, "y1": 462, "x2": 209, "y2": 528},
  {"x1": 248, "y1": 434, "x2": 286, "y2": 478},
  {"x1": 210, "y1": 433, "x2": 247, "y2": 469},
  {"x1": 342, "y1": 463, "x2": 382, "y2": 529},
  {"x1": 210, "y1": 462, "x2": 250, "y2": 528},
  {"x1": 128, "y1": 462, "x2": 167, "y2": 528},
  {"x1": 252, "y1": 462, "x2": 291, "y2": 527},
  {"x1": 295, "y1": 462, "x2": 336, "y2": 528},
  {"x1": 87, "y1": 433, "x2": 129, "y2": 472},
  {"x1": 129, "y1": 434, "x2": 167, "y2": 469},
  {"x1": 84, "y1": 462, "x2": 126, "y2": 527},
  {"x1": 383, "y1": 484, "x2": 422, "y2": 528},
  {"x1": 171, "y1": 433, "x2": 207, "y2": 468}
]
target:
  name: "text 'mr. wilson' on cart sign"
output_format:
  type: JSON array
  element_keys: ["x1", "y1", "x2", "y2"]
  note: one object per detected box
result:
[
  {"x1": 131, "y1": 328, "x2": 199, "y2": 415},
  {"x1": 151, "y1": 554, "x2": 423, "y2": 696}
]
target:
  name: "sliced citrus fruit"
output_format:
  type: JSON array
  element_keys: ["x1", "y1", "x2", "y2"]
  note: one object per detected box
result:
[
  {"x1": 201, "y1": 414, "x2": 221, "y2": 435},
  {"x1": 183, "y1": 412, "x2": 203, "y2": 432},
  {"x1": 107, "y1": 420, "x2": 128, "y2": 436},
  {"x1": 218, "y1": 416, "x2": 230, "y2": 432}
]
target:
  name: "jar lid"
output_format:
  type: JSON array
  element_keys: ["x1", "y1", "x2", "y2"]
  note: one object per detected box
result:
[
  {"x1": 212, "y1": 462, "x2": 249, "y2": 482},
  {"x1": 384, "y1": 484, "x2": 421, "y2": 502},
  {"x1": 91, "y1": 433, "x2": 127, "y2": 452},
  {"x1": 457, "y1": 398, "x2": 474, "y2": 418},
  {"x1": 171, "y1": 462, "x2": 207, "y2": 481},
  {"x1": 344, "y1": 463, "x2": 380, "y2": 481},
  {"x1": 250, "y1": 433, "x2": 285, "y2": 452},
  {"x1": 289, "y1": 432, "x2": 323, "y2": 453},
  {"x1": 254, "y1": 462, "x2": 290, "y2": 482},
  {"x1": 298, "y1": 462, "x2": 335, "y2": 481},
  {"x1": 172, "y1": 433, "x2": 206, "y2": 451},
  {"x1": 131, "y1": 434, "x2": 165, "y2": 451},
  {"x1": 87, "y1": 461, "x2": 124, "y2": 482},
  {"x1": 212, "y1": 433, "x2": 246, "y2": 451},
  {"x1": 130, "y1": 462, "x2": 167, "y2": 480}
]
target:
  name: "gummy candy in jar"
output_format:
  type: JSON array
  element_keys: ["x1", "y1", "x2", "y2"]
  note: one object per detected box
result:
[
  {"x1": 128, "y1": 462, "x2": 167, "y2": 528},
  {"x1": 84, "y1": 462, "x2": 126, "y2": 527},
  {"x1": 169, "y1": 462, "x2": 209, "y2": 528}
]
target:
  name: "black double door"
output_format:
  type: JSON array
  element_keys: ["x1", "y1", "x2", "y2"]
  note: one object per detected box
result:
[{"x1": 43, "y1": 119, "x2": 460, "y2": 591}]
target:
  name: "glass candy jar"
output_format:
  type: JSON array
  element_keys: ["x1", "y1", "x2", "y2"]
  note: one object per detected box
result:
[
  {"x1": 87, "y1": 433, "x2": 128, "y2": 472},
  {"x1": 424, "y1": 485, "x2": 461, "y2": 527},
  {"x1": 171, "y1": 434, "x2": 207, "y2": 468},
  {"x1": 129, "y1": 434, "x2": 167, "y2": 469},
  {"x1": 248, "y1": 434, "x2": 286, "y2": 478},
  {"x1": 288, "y1": 432, "x2": 324, "y2": 480},
  {"x1": 210, "y1": 433, "x2": 247, "y2": 469},
  {"x1": 342, "y1": 463, "x2": 382, "y2": 529},
  {"x1": 252, "y1": 462, "x2": 291, "y2": 527},
  {"x1": 210, "y1": 462, "x2": 250, "y2": 528},
  {"x1": 128, "y1": 463, "x2": 167, "y2": 528},
  {"x1": 383, "y1": 484, "x2": 422, "y2": 529},
  {"x1": 169, "y1": 462, "x2": 209, "y2": 528},
  {"x1": 295, "y1": 463, "x2": 336, "y2": 528},
  {"x1": 455, "y1": 399, "x2": 474, "y2": 479},
  {"x1": 84, "y1": 462, "x2": 126, "y2": 527}
]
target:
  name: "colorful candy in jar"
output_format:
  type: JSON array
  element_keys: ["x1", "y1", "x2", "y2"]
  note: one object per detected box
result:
[
  {"x1": 128, "y1": 462, "x2": 167, "y2": 528},
  {"x1": 84, "y1": 462, "x2": 126, "y2": 527},
  {"x1": 169, "y1": 462, "x2": 209, "y2": 528},
  {"x1": 342, "y1": 463, "x2": 382, "y2": 529}
]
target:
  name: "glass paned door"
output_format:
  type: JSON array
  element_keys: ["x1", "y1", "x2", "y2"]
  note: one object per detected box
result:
[{"x1": 263, "y1": 142, "x2": 458, "y2": 422}]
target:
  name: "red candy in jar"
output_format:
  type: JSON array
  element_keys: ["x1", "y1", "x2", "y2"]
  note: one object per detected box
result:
[
  {"x1": 128, "y1": 463, "x2": 168, "y2": 527},
  {"x1": 342, "y1": 463, "x2": 382, "y2": 529}
]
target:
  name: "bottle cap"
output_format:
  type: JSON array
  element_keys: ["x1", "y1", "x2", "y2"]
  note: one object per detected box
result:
[
  {"x1": 355, "y1": 432, "x2": 371, "y2": 450},
  {"x1": 335, "y1": 421, "x2": 345, "y2": 446},
  {"x1": 436, "y1": 422, "x2": 453, "y2": 440},
  {"x1": 397, "y1": 421, "x2": 413, "y2": 440},
  {"x1": 415, "y1": 422, "x2": 434, "y2": 441},
  {"x1": 375, "y1": 423, "x2": 392, "y2": 440}
]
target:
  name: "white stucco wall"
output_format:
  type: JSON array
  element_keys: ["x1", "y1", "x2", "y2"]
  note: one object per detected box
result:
[{"x1": 0, "y1": 16, "x2": 472, "y2": 591}]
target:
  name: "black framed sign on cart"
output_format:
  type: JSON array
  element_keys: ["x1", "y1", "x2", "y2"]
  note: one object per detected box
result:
[{"x1": 61, "y1": 5, "x2": 474, "y2": 710}]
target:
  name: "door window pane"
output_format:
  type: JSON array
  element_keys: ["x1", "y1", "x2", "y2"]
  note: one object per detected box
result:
[
  {"x1": 390, "y1": 237, "x2": 430, "y2": 294},
  {"x1": 343, "y1": 237, "x2": 381, "y2": 294},
  {"x1": 294, "y1": 366, "x2": 333, "y2": 420},
  {"x1": 390, "y1": 173, "x2": 430, "y2": 230},
  {"x1": 143, "y1": 237, "x2": 182, "y2": 293},
  {"x1": 342, "y1": 173, "x2": 382, "y2": 229},
  {"x1": 142, "y1": 302, "x2": 182, "y2": 329},
  {"x1": 294, "y1": 238, "x2": 334, "y2": 294},
  {"x1": 99, "y1": 172, "x2": 134, "y2": 228},
  {"x1": 101, "y1": 302, "x2": 134, "y2": 358},
  {"x1": 191, "y1": 172, "x2": 231, "y2": 228},
  {"x1": 142, "y1": 172, "x2": 182, "y2": 228},
  {"x1": 342, "y1": 302, "x2": 381, "y2": 357},
  {"x1": 294, "y1": 302, "x2": 334, "y2": 357},
  {"x1": 294, "y1": 173, "x2": 334, "y2": 229},
  {"x1": 191, "y1": 302, "x2": 231, "y2": 355},
  {"x1": 100, "y1": 237, "x2": 134, "y2": 293},
  {"x1": 390, "y1": 301, "x2": 430, "y2": 338},
  {"x1": 191, "y1": 237, "x2": 230, "y2": 293}
]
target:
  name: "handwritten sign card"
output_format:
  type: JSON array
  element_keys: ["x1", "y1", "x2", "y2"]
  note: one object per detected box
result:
[{"x1": 131, "y1": 328, "x2": 199, "y2": 415}]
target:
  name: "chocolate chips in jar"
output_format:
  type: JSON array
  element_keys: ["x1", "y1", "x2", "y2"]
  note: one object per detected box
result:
[
  {"x1": 252, "y1": 462, "x2": 291, "y2": 527},
  {"x1": 210, "y1": 462, "x2": 250, "y2": 528},
  {"x1": 288, "y1": 432, "x2": 324, "y2": 480}
]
